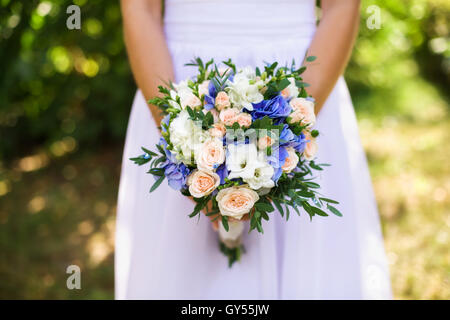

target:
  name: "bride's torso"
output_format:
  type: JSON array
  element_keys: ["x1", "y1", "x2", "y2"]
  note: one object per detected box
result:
[
  {"x1": 164, "y1": 0, "x2": 317, "y2": 46},
  {"x1": 163, "y1": 0, "x2": 317, "y2": 80}
]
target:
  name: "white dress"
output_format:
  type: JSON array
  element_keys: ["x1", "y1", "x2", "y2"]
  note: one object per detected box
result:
[{"x1": 115, "y1": 0, "x2": 392, "y2": 299}]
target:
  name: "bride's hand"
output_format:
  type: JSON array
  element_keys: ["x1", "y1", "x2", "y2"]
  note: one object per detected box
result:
[
  {"x1": 197, "y1": 199, "x2": 251, "y2": 231},
  {"x1": 201, "y1": 199, "x2": 220, "y2": 231}
]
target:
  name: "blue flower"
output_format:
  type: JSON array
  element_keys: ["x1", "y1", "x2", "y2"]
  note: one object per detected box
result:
[
  {"x1": 203, "y1": 81, "x2": 219, "y2": 110},
  {"x1": 250, "y1": 95, "x2": 291, "y2": 120},
  {"x1": 161, "y1": 114, "x2": 171, "y2": 132},
  {"x1": 157, "y1": 137, "x2": 191, "y2": 190},
  {"x1": 267, "y1": 146, "x2": 289, "y2": 183},
  {"x1": 203, "y1": 94, "x2": 215, "y2": 110},
  {"x1": 216, "y1": 163, "x2": 229, "y2": 185},
  {"x1": 280, "y1": 125, "x2": 307, "y2": 153},
  {"x1": 208, "y1": 80, "x2": 218, "y2": 98},
  {"x1": 163, "y1": 162, "x2": 190, "y2": 191}
]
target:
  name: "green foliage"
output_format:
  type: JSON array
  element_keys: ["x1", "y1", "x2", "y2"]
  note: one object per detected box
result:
[
  {"x1": 0, "y1": 0, "x2": 134, "y2": 161},
  {"x1": 346, "y1": 0, "x2": 449, "y2": 120},
  {"x1": 219, "y1": 241, "x2": 244, "y2": 268}
]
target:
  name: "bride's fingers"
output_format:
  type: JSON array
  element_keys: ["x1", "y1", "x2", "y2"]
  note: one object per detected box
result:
[{"x1": 212, "y1": 219, "x2": 219, "y2": 231}]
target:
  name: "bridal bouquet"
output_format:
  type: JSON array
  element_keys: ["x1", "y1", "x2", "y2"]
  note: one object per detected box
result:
[{"x1": 131, "y1": 57, "x2": 342, "y2": 266}]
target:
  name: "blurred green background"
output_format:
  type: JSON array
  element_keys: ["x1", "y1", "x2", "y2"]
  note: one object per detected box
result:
[{"x1": 0, "y1": 0, "x2": 448, "y2": 299}]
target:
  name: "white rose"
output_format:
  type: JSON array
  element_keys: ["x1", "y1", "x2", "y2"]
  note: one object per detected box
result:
[
  {"x1": 216, "y1": 186, "x2": 259, "y2": 220},
  {"x1": 187, "y1": 169, "x2": 220, "y2": 198},
  {"x1": 195, "y1": 138, "x2": 225, "y2": 171},
  {"x1": 281, "y1": 147, "x2": 299, "y2": 173}
]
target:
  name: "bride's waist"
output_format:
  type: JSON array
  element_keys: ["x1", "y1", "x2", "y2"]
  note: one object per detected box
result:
[{"x1": 163, "y1": 1, "x2": 316, "y2": 46}]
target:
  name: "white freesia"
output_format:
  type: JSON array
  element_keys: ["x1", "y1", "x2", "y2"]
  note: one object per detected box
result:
[
  {"x1": 227, "y1": 143, "x2": 266, "y2": 180},
  {"x1": 226, "y1": 67, "x2": 264, "y2": 111},
  {"x1": 168, "y1": 89, "x2": 181, "y2": 109},
  {"x1": 169, "y1": 110, "x2": 208, "y2": 164},
  {"x1": 244, "y1": 161, "x2": 275, "y2": 190}
]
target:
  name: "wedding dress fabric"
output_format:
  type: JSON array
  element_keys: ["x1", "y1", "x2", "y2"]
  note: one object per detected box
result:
[{"x1": 115, "y1": 0, "x2": 392, "y2": 299}]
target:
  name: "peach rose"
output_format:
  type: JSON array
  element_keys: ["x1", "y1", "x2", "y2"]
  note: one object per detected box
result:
[
  {"x1": 209, "y1": 123, "x2": 227, "y2": 138},
  {"x1": 258, "y1": 135, "x2": 275, "y2": 150},
  {"x1": 282, "y1": 147, "x2": 299, "y2": 173},
  {"x1": 216, "y1": 186, "x2": 259, "y2": 220},
  {"x1": 195, "y1": 138, "x2": 225, "y2": 171},
  {"x1": 187, "y1": 169, "x2": 220, "y2": 198},
  {"x1": 215, "y1": 91, "x2": 231, "y2": 110},
  {"x1": 219, "y1": 108, "x2": 239, "y2": 126},
  {"x1": 303, "y1": 131, "x2": 318, "y2": 161},
  {"x1": 235, "y1": 113, "x2": 252, "y2": 128},
  {"x1": 288, "y1": 97, "x2": 316, "y2": 126}
]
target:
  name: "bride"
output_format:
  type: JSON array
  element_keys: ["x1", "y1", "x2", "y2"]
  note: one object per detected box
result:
[{"x1": 116, "y1": 0, "x2": 392, "y2": 299}]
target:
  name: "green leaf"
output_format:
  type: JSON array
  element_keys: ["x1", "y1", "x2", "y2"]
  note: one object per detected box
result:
[
  {"x1": 296, "y1": 190, "x2": 315, "y2": 198},
  {"x1": 278, "y1": 78, "x2": 291, "y2": 91},
  {"x1": 221, "y1": 215, "x2": 229, "y2": 231},
  {"x1": 256, "y1": 219, "x2": 263, "y2": 233},
  {"x1": 311, "y1": 129, "x2": 319, "y2": 138},
  {"x1": 306, "y1": 56, "x2": 317, "y2": 62},
  {"x1": 149, "y1": 176, "x2": 165, "y2": 193},
  {"x1": 141, "y1": 147, "x2": 158, "y2": 157},
  {"x1": 255, "y1": 202, "x2": 275, "y2": 212},
  {"x1": 186, "y1": 106, "x2": 195, "y2": 118},
  {"x1": 205, "y1": 209, "x2": 219, "y2": 216},
  {"x1": 327, "y1": 204, "x2": 343, "y2": 217},
  {"x1": 303, "y1": 181, "x2": 320, "y2": 189},
  {"x1": 273, "y1": 199, "x2": 284, "y2": 217},
  {"x1": 301, "y1": 201, "x2": 315, "y2": 219},
  {"x1": 129, "y1": 156, "x2": 151, "y2": 166},
  {"x1": 296, "y1": 66, "x2": 306, "y2": 74},
  {"x1": 319, "y1": 197, "x2": 340, "y2": 205},
  {"x1": 311, "y1": 206, "x2": 329, "y2": 217}
]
